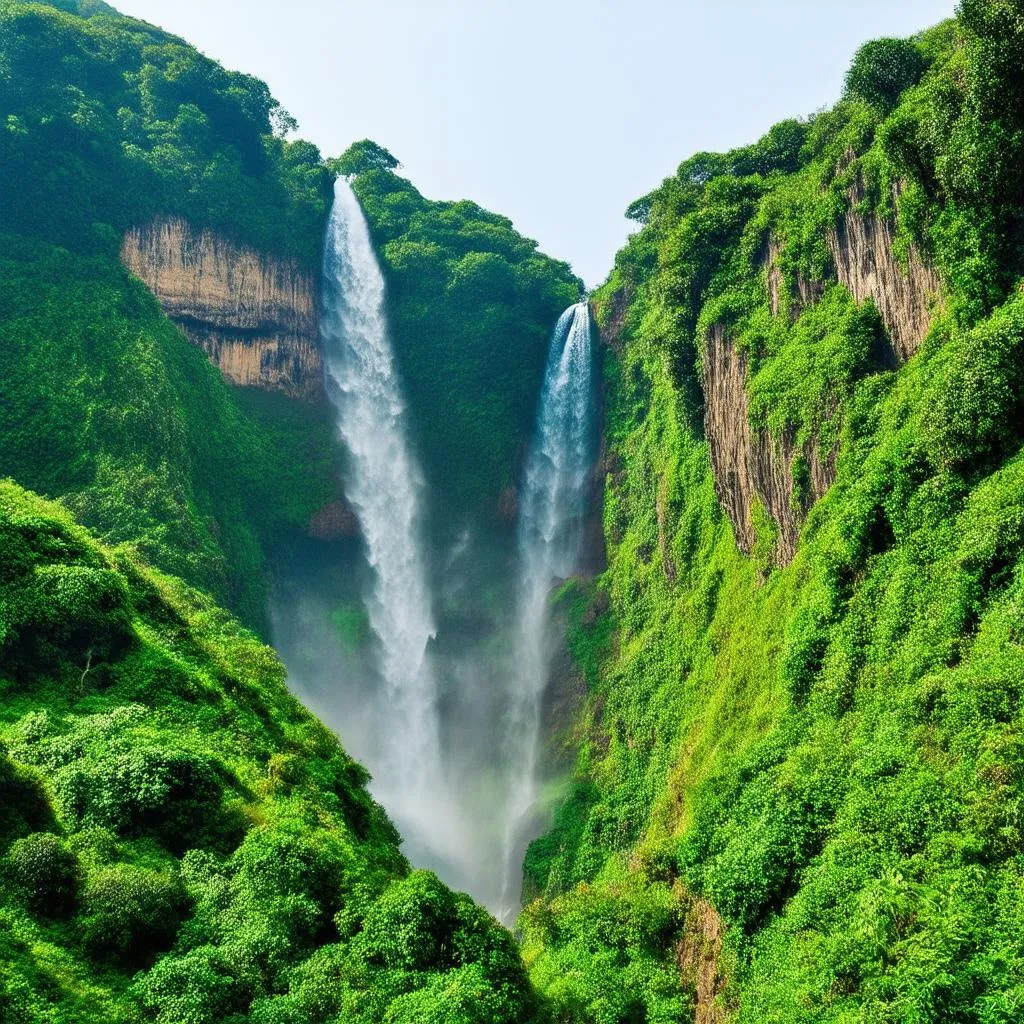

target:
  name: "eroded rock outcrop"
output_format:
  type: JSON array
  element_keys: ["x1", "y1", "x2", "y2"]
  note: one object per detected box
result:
[
  {"x1": 677, "y1": 896, "x2": 729, "y2": 1024},
  {"x1": 829, "y1": 181, "x2": 941, "y2": 362},
  {"x1": 764, "y1": 237, "x2": 823, "y2": 319},
  {"x1": 764, "y1": 182, "x2": 941, "y2": 362},
  {"x1": 121, "y1": 218, "x2": 322, "y2": 399},
  {"x1": 703, "y1": 325, "x2": 835, "y2": 565},
  {"x1": 307, "y1": 499, "x2": 360, "y2": 540}
]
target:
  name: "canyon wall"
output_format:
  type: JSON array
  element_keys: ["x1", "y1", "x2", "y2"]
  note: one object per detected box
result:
[
  {"x1": 714, "y1": 183, "x2": 941, "y2": 564},
  {"x1": 702, "y1": 324, "x2": 836, "y2": 565},
  {"x1": 121, "y1": 218, "x2": 323, "y2": 399},
  {"x1": 828, "y1": 181, "x2": 942, "y2": 363}
]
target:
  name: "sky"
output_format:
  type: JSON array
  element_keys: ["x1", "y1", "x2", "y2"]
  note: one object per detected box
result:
[{"x1": 112, "y1": 0, "x2": 957, "y2": 287}]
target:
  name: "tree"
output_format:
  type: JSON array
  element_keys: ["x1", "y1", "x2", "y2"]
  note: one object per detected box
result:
[
  {"x1": 333, "y1": 139, "x2": 400, "y2": 177},
  {"x1": 844, "y1": 37, "x2": 928, "y2": 113}
]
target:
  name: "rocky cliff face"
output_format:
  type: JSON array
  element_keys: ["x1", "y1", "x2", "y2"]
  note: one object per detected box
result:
[
  {"x1": 121, "y1": 218, "x2": 323, "y2": 399},
  {"x1": 764, "y1": 182, "x2": 941, "y2": 363},
  {"x1": 828, "y1": 181, "x2": 941, "y2": 363},
  {"x1": 764, "y1": 238, "x2": 823, "y2": 319},
  {"x1": 715, "y1": 183, "x2": 941, "y2": 564},
  {"x1": 702, "y1": 324, "x2": 835, "y2": 565}
]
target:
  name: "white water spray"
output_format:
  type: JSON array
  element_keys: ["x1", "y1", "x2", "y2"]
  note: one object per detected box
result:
[
  {"x1": 282, "y1": 202, "x2": 594, "y2": 918},
  {"x1": 499, "y1": 301, "x2": 595, "y2": 917},
  {"x1": 320, "y1": 178, "x2": 449, "y2": 850}
]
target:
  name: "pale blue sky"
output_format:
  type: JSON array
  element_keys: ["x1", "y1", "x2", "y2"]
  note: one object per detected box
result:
[{"x1": 112, "y1": 0, "x2": 956, "y2": 286}]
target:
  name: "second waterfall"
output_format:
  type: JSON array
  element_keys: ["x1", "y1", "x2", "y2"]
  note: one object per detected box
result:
[{"x1": 500, "y1": 301, "x2": 597, "y2": 917}]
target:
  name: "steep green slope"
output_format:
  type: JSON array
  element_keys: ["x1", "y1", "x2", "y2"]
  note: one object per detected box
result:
[
  {"x1": 524, "y1": 5, "x2": 1024, "y2": 1021},
  {"x1": 343, "y1": 142, "x2": 582, "y2": 527},
  {"x1": 0, "y1": 0, "x2": 340, "y2": 626},
  {"x1": 0, "y1": 481, "x2": 542, "y2": 1024}
]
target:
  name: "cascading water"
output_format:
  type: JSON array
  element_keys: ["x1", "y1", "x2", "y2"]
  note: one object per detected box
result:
[
  {"x1": 499, "y1": 301, "x2": 596, "y2": 918},
  {"x1": 277, "y1": 196, "x2": 594, "y2": 920},
  {"x1": 318, "y1": 177, "x2": 453, "y2": 859}
]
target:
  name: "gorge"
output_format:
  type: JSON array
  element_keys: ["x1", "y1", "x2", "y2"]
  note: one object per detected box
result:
[{"x1": 3, "y1": 2, "x2": 1024, "y2": 1023}]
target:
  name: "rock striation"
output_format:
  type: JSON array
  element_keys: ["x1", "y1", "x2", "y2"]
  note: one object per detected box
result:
[
  {"x1": 121, "y1": 218, "x2": 322, "y2": 399},
  {"x1": 702, "y1": 324, "x2": 835, "y2": 565},
  {"x1": 764, "y1": 181, "x2": 942, "y2": 362},
  {"x1": 828, "y1": 180, "x2": 941, "y2": 363}
]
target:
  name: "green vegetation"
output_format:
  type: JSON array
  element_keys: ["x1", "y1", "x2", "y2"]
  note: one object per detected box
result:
[
  {"x1": 344, "y1": 143, "x2": 582, "y2": 526},
  {"x1": 1, "y1": 0, "x2": 332, "y2": 262},
  {"x1": 0, "y1": 482, "x2": 542, "y2": 1024},
  {"x1": 0, "y1": 232, "x2": 339, "y2": 628},
  {"x1": 0, "y1": 0, "x2": 341, "y2": 627},
  {"x1": 6, "y1": 0, "x2": 1024, "y2": 1020},
  {"x1": 525, "y1": 4, "x2": 1024, "y2": 1021}
]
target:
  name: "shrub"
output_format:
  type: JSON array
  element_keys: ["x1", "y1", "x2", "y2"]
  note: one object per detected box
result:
[
  {"x1": 54, "y1": 746, "x2": 223, "y2": 852},
  {"x1": 131, "y1": 945, "x2": 244, "y2": 1024},
  {"x1": 0, "y1": 750, "x2": 52, "y2": 844},
  {"x1": 79, "y1": 863, "x2": 186, "y2": 962},
  {"x1": 359, "y1": 871, "x2": 460, "y2": 971},
  {"x1": 845, "y1": 37, "x2": 928, "y2": 113},
  {"x1": 927, "y1": 294, "x2": 1024, "y2": 468},
  {"x1": 2, "y1": 562, "x2": 134, "y2": 671},
  {"x1": 8, "y1": 832, "x2": 79, "y2": 915}
]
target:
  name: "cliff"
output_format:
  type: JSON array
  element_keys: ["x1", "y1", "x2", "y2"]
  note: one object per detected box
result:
[
  {"x1": 702, "y1": 324, "x2": 835, "y2": 564},
  {"x1": 827, "y1": 179, "x2": 942, "y2": 362},
  {"x1": 121, "y1": 218, "x2": 323, "y2": 399},
  {"x1": 717, "y1": 179, "x2": 940, "y2": 564}
]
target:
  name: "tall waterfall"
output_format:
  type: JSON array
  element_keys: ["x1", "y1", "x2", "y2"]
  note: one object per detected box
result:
[
  {"x1": 281, "y1": 200, "x2": 595, "y2": 919},
  {"x1": 319, "y1": 178, "x2": 449, "y2": 854},
  {"x1": 500, "y1": 301, "x2": 596, "y2": 917}
]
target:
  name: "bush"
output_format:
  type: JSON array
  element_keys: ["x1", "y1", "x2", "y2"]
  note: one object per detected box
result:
[
  {"x1": 927, "y1": 294, "x2": 1024, "y2": 468},
  {"x1": 358, "y1": 871, "x2": 460, "y2": 971},
  {"x1": 131, "y1": 945, "x2": 244, "y2": 1024},
  {"x1": 54, "y1": 746, "x2": 223, "y2": 852},
  {"x1": 845, "y1": 37, "x2": 928, "y2": 113},
  {"x1": 79, "y1": 863, "x2": 186, "y2": 962},
  {"x1": 0, "y1": 751, "x2": 52, "y2": 844},
  {"x1": 8, "y1": 832, "x2": 79, "y2": 915},
  {"x1": 2, "y1": 561, "x2": 134, "y2": 671}
]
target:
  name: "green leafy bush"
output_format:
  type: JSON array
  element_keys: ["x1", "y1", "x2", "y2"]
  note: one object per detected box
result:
[
  {"x1": 8, "y1": 832, "x2": 80, "y2": 914},
  {"x1": 845, "y1": 37, "x2": 928, "y2": 113},
  {"x1": 79, "y1": 863, "x2": 186, "y2": 962}
]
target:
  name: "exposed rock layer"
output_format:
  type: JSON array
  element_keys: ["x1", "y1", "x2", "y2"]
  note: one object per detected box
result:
[
  {"x1": 828, "y1": 182, "x2": 941, "y2": 362},
  {"x1": 764, "y1": 238, "x2": 823, "y2": 319},
  {"x1": 121, "y1": 218, "x2": 322, "y2": 399},
  {"x1": 702, "y1": 325, "x2": 835, "y2": 565},
  {"x1": 677, "y1": 896, "x2": 729, "y2": 1024}
]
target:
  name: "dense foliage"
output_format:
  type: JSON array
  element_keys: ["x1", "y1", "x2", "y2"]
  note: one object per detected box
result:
[
  {"x1": 0, "y1": 0, "x2": 341, "y2": 627},
  {"x1": 0, "y1": 483, "x2": 542, "y2": 1024},
  {"x1": 346, "y1": 146, "x2": 582, "y2": 526},
  {"x1": 525, "y1": 5, "x2": 1024, "y2": 1021},
  {"x1": 0, "y1": 0, "x2": 332, "y2": 263}
]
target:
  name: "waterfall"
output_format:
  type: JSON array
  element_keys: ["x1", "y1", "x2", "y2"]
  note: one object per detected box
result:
[
  {"x1": 286, "y1": 195, "x2": 594, "y2": 918},
  {"x1": 319, "y1": 177, "x2": 449, "y2": 855},
  {"x1": 499, "y1": 301, "x2": 595, "y2": 918}
]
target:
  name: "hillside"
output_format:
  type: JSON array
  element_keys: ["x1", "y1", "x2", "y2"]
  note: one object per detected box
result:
[
  {"x1": 0, "y1": 482, "x2": 540, "y2": 1023},
  {"x1": 0, "y1": 0, "x2": 341, "y2": 626},
  {"x1": 0, "y1": 0, "x2": 578, "y2": 627},
  {"x1": 523, "y1": 5, "x2": 1024, "y2": 1021}
]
